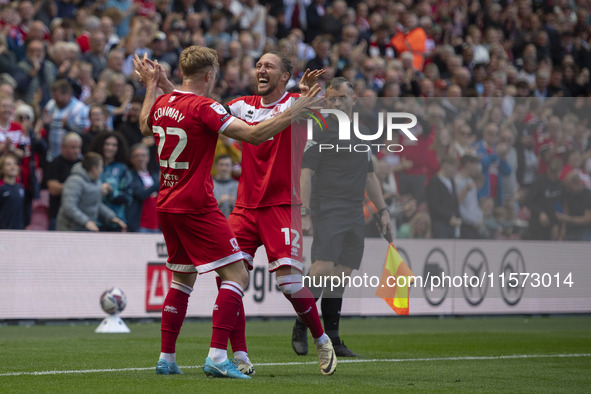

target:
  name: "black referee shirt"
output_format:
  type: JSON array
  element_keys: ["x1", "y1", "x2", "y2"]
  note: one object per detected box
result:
[{"x1": 302, "y1": 117, "x2": 373, "y2": 204}]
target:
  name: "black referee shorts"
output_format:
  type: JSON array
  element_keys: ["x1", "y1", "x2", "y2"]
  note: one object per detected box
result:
[{"x1": 310, "y1": 199, "x2": 365, "y2": 270}]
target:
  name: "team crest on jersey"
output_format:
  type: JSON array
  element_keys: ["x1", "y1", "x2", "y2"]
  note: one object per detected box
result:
[
  {"x1": 168, "y1": 95, "x2": 176, "y2": 102},
  {"x1": 210, "y1": 102, "x2": 228, "y2": 115},
  {"x1": 230, "y1": 238, "x2": 240, "y2": 252},
  {"x1": 270, "y1": 105, "x2": 282, "y2": 118}
]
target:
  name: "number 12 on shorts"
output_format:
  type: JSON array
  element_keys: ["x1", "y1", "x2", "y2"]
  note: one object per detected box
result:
[{"x1": 281, "y1": 228, "x2": 301, "y2": 248}]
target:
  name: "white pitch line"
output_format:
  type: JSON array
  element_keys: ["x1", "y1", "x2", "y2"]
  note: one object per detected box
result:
[{"x1": 1, "y1": 353, "x2": 590, "y2": 377}]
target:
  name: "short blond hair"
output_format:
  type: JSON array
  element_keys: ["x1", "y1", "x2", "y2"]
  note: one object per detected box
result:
[{"x1": 179, "y1": 46, "x2": 219, "y2": 78}]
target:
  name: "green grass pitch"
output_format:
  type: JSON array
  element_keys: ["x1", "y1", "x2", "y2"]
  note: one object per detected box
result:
[{"x1": 0, "y1": 316, "x2": 590, "y2": 393}]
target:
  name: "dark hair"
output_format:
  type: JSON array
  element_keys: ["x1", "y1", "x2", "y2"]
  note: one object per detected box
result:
[
  {"x1": 262, "y1": 51, "x2": 293, "y2": 77},
  {"x1": 51, "y1": 79, "x2": 73, "y2": 95},
  {"x1": 460, "y1": 154, "x2": 479, "y2": 167},
  {"x1": 440, "y1": 155, "x2": 458, "y2": 167},
  {"x1": 327, "y1": 77, "x2": 354, "y2": 93},
  {"x1": 82, "y1": 152, "x2": 103, "y2": 172},
  {"x1": 89, "y1": 131, "x2": 129, "y2": 164}
]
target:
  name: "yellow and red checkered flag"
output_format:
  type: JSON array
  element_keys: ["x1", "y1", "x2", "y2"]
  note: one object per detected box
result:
[{"x1": 375, "y1": 243, "x2": 415, "y2": 315}]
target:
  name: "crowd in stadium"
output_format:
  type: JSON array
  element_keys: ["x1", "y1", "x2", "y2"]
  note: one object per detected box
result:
[{"x1": 0, "y1": 0, "x2": 590, "y2": 241}]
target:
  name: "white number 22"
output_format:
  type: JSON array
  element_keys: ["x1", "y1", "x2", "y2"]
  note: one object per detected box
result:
[{"x1": 152, "y1": 126, "x2": 189, "y2": 169}]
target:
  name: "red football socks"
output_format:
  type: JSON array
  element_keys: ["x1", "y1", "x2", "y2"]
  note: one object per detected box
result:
[
  {"x1": 284, "y1": 287, "x2": 325, "y2": 338},
  {"x1": 215, "y1": 276, "x2": 247, "y2": 353},
  {"x1": 210, "y1": 281, "x2": 244, "y2": 350},
  {"x1": 160, "y1": 287, "x2": 190, "y2": 353}
]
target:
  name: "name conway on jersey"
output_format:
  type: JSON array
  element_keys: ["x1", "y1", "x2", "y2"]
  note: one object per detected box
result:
[{"x1": 149, "y1": 90, "x2": 236, "y2": 213}]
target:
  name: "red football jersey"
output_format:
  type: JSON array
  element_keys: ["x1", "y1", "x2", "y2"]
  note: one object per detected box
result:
[
  {"x1": 149, "y1": 90, "x2": 236, "y2": 213},
  {"x1": 226, "y1": 92, "x2": 305, "y2": 208}
]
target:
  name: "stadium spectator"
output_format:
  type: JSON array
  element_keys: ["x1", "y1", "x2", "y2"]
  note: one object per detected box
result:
[
  {"x1": 13, "y1": 102, "x2": 45, "y2": 226},
  {"x1": 397, "y1": 211, "x2": 431, "y2": 239},
  {"x1": 14, "y1": 39, "x2": 56, "y2": 107},
  {"x1": 213, "y1": 133, "x2": 241, "y2": 178},
  {"x1": 558, "y1": 171, "x2": 591, "y2": 241},
  {"x1": 239, "y1": 0, "x2": 266, "y2": 52},
  {"x1": 0, "y1": 96, "x2": 41, "y2": 226},
  {"x1": 98, "y1": 50, "x2": 126, "y2": 84},
  {"x1": 479, "y1": 196, "x2": 502, "y2": 239},
  {"x1": 43, "y1": 132, "x2": 82, "y2": 230},
  {"x1": 75, "y1": 15, "x2": 101, "y2": 55},
  {"x1": 116, "y1": 96, "x2": 158, "y2": 173},
  {"x1": 499, "y1": 126, "x2": 519, "y2": 211},
  {"x1": 0, "y1": 33, "x2": 17, "y2": 74},
  {"x1": 0, "y1": 152, "x2": 24, "y2": 229},
  {"x1": 368, "y1": 23, "x2": 394, "y2": 60},
  {"x1": 89, "y1": 131, "x2": 132, "y2": 232},
  {"x1": 212, "y1": 154, "x2": 238, "y2": 219},
  {"x1": 105, "y1": 0, "x2": 137, "y2": 38},
  {"x1": 100, "y1": 15, "x2": 121, "y2": 53},
  {"x1": 426, "y1": 155, "x2": 461, "y2": 239},
  {"x1": 82, "y1": 30, "x2": 108, "y2": 81},
  {"x1": 525, "y1": 158, "x2": 564, "y2": 240},
  {"x1": 43, "y1": 79, "x2": 88, "y2": 162},
  {"x1": 56, "y1": 151, "x2": 126, "y2": 232},
  {"x1": 397, "y1": 105, "x2": 439, "y2": 204},
  {"x1": 305, "y1": 35, "x2": 331, "y2": 71},
  {"x1": 295, "y1": 77, "x2": 392, "y2": 357},
  {"x1": 391, "y1": 11, "x2": 427, "y2": 71},
  {"x1": 82, "y1": 105, "x2": 111, "y2": 154},
  {"x1": 150, "y1": 31, "x2": 178, "y2": 75},
  {"x1": 560, "y1": 149, "x2": 591, "y2": 190},
  {"x1": 204, "y1": 12, "x2": 232, "y2": 48},
  {"x1": 305, "y1": 0, "x2": 327, "y2": 42},
  {"x1": 0, "y1": 95, "x2": 25, "y2": 162},
  {"x1": 127, "y1": 143, "x2": 159, "y2": 233},
  {"x1": 103, "y1": 73, "x2": 134, "y2": 125},
  {"x1": 474, "y1": 123, "x2": 512, "y2": 207},
  {"x1": 455, "y1": 155, "x2": 483, "y2": 239}
]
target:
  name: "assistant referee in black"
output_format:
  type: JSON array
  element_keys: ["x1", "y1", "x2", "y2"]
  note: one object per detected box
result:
[{"x1": 291, "y1": 77, "x2": 393, "y2": 357}]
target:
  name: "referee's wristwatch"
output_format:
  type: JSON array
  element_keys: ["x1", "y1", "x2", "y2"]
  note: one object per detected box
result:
[{"x1": 300, "y1": 206, "x2": 311, "y2": 216}]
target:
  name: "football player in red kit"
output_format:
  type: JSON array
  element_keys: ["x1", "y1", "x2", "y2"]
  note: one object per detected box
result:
[
  {"x1": 136, "y1": 47, "x2": 320, "y2": 378},
  {"x1": 136, "y1": 52, "x2": 336, "y2": 376}
]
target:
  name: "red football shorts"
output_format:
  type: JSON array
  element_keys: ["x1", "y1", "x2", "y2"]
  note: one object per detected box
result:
[
  {"x1": 229, "y1": 205, "x2": 303, "y2": 272},
  {"x1": 158, "y1": 210, "x2": 244, "y2": 274}
]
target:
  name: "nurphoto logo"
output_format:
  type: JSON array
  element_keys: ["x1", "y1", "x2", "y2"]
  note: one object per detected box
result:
[{"x1": 305, "y1": 108, "x2": 418, "y2": 153}]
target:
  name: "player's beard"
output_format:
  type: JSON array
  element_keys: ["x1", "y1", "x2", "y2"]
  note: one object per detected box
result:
[{"x1": 257, "y1": 79, "x2": 277, "y2": 97}]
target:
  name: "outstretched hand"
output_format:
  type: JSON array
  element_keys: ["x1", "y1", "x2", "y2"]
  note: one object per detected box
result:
[
  {"x1": 292, "y1": 83, "x2": 323, "y2": 120},
  {"x1": 298, "y1": 68, "x2": 325, "y2": 94}
]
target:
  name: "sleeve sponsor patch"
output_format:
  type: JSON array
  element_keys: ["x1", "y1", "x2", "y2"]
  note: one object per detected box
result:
[
  {"x1": 210, "y1": 101, "x2": 228, "y2": 115},
  {"x1": 220, "y1": 113, "x2": 230, "y2": 122}
]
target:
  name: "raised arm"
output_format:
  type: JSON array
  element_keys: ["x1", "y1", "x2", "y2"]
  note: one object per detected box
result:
[
  {"x1": 134, "y1": 55, "x2": 161, "y2": 137},
  {"x1": 222, "y1": 85, "x2": 322, "y2": 145},
  {"x1": 134, "y1": 54, "x2": 175, "y2": 94}
]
